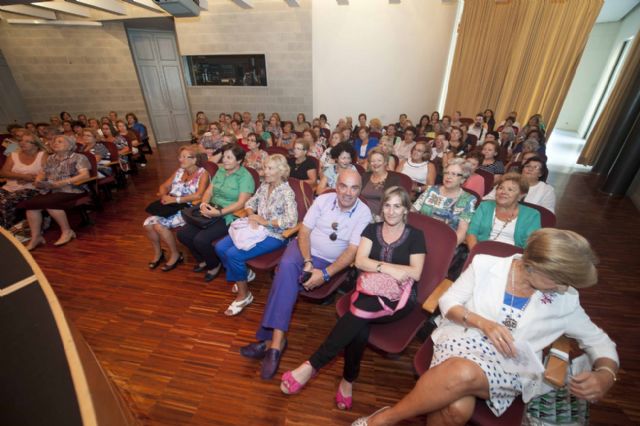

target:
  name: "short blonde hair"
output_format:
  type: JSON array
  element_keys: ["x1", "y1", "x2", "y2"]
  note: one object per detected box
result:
[
  {"x1": 523, "y1": 228, "x2": 598, "y2": 289},
  {"x1": 267, "y1": 154, "x2": 290, "y2": 181},
  {"x1": 499, "y1": 172, "x2": 529, "y2": 194},
  {"x1": 367, "y1": 147, "x2": 388, "y2": 165},
  {"x1": 370, "y1": 118, "x2": 382, "y2": 129}
]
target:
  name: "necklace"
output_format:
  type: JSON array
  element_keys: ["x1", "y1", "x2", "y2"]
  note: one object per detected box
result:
[
  {"x1": 491, "y1": 207, "x2": 516, "y2": 241},
  {"x1": 502, "y1": 263, "x2": 531, "y2": 331}
]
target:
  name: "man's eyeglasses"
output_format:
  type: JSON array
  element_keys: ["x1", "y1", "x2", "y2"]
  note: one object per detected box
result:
[{"x1": 329, "y1": 222, "x2": 338, "y2": 241}]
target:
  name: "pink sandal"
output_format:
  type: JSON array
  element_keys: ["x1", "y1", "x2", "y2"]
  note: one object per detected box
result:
[
  {"x1": 336, "y1": 386, "x2": 353, "y2": 410},
  {"x1": 280, "y1": 361, "x2": 316, "y2": 395}
]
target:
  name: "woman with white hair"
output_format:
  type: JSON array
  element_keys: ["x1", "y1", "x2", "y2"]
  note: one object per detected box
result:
[
  {"x1": 20, "y1": 135, "x2": 91, "y2": 250},
  {"x1": 215, "y1": 154, "x2": 298, "y2": 316}
]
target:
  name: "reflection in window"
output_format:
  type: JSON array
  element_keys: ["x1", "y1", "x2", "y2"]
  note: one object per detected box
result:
[{"x1": 184, "y1": 54, "x2": 267, "y2": 86}]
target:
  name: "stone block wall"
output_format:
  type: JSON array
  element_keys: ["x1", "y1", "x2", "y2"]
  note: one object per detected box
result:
[
  {"x1": 0, "y1": 18, "x2": 153, "y2": 140},
  {"x1": 176, "y1": 0, "x2": 312, "y2": 123}
]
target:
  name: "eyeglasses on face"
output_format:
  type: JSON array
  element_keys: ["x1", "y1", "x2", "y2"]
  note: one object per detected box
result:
[
  {"x1": 329, "y1": 222, "x2": 338, "y2": 241},
  {"x1": 524, "y1": 164, "x2": 542, "y2": 170},
  {"x1": 179, "y1": 155, "x2": 195, "y2": 160},
  {"x1": 443, "y1": 171, "x2": 464, "y2": 178}
]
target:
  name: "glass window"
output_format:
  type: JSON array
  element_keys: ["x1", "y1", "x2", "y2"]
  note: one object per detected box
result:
[{"x1": 184, "y1": 54, "x2": 267, "y2": 86}]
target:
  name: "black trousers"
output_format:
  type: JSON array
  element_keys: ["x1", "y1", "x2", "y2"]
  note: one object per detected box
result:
[
  {"x1": 176, "y1": 220, "x2": 228, "y2": 269},
  {"x1": 308, "y1": 290, "x2": 416, "y2": 382}
]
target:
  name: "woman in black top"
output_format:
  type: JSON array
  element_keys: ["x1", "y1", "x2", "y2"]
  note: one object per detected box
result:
[
  {"x1": 287, "y1": 139, "x2": 318, "y2": 189},
  {"x1": 280, "y1": 187, "x2": 426, "y2": 410}
]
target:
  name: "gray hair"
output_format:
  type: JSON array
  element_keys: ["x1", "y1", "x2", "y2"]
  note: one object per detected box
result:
[
  {"x1": 522, "y1": 138, "x2": 540, "y2": 153},
  {"x1": 53, "y1": 134, "x2": 77, "y2": 154},
  {"x1": 447, "y1": 157, "x2": 472, "y2": 179}
]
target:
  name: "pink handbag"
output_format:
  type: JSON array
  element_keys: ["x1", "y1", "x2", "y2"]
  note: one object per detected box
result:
[{"x1": 349, "y1": 272, "x2": 414, "y2": 319}]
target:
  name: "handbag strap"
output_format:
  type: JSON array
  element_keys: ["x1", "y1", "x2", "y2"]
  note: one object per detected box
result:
[
  {"x1": 349, "y1": 283, "x2": 413, "y2": 319},
  {"x1": 299, "y1": 180, "x2": 311, "y2": 210}
]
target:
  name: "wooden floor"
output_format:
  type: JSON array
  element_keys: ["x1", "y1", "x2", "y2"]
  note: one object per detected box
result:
[{"x1": 27, "y1": 142, "x2": 640, "y2": 425}]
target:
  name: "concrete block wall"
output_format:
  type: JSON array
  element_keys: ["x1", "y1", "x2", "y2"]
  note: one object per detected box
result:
[
  {"x1": 175, "y1": 0, "x2": 312, "y2": 123},
  {"x1": 0, "y1": 18, "x2": 153, "y2": 141}
]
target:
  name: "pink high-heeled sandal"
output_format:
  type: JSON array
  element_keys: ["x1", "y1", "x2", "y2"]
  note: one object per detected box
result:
[
  {"x1": 335, "y1": 385, "x2": 353, "y2": 410},
  {"x1": 280, "y1": 361, "x2": 317, "y2": 395}
]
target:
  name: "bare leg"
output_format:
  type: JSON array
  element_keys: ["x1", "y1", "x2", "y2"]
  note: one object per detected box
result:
[
  {"x1": 47, "y1": 209, "x2": 71, "y2": 234},
  {"x1": 271, "y1": 329, "x2": 286, "y2": 351},
  {"x1": 145, "y1": 224, "x2": 162, "y2": 259},
  {"x1": 367, "y1": 358, "x2": 490, "y2": 426},
  {"x1": 235, "y1": 280, "x2": 249, "y2": 302},
  {"x1": 154, "y1": 224, "x2": 178, "y2": 262},
  {"x1": 426, "y1": 396, "x2": 476, "y2": 426},
  {"x1": 25, "y1": 210, "x2": 44, "y2": 248}
]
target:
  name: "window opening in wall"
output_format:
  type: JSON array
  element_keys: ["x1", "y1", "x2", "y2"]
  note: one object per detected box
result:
[
  {"x1": 183, "y1": 54, "x2": 267, "y2": 86},
  {"x1": 583, "y1": 38, "x2": 632, "y2": 139}
]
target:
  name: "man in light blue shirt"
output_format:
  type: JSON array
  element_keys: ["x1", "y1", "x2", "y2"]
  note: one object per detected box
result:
[{"x1": 240, "y1": 170, "x2": 372, "y2": 380}]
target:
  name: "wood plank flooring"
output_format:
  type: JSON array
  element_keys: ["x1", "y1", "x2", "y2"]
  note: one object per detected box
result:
[{"x1": 26, "y1": 142, "x2": 640, "y2": 425}]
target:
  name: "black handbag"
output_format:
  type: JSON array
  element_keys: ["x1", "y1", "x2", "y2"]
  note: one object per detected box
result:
[
  {"x1": 182, "y1": 205, "x2": 223, "y2": 229},
  {"x1": 145, "y1": 199, "x2": 189, "y2": 218}
]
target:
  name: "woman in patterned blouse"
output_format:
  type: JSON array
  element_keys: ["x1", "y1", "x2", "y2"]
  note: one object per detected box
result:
[
  {"x1": 244, "y1": 133, "x2": 269, "y2": 179},
  {"x1": 215, "y1": 154, "x2": 298, "y2": 316},
  {"x1": 21, "y1": 135, "x2": 91, "y2": 250},
  {"x1": 144, "y1": 145, "x2": 208, "y2": 272}
]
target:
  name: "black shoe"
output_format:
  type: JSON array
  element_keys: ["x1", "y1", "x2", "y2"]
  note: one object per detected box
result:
[
  {"x1": 148, "y1": 250, "x2": 166, "y2": 269},
  {"x1": 161, "y1": 253, "x2": 184, "y2": 272},
  {"x1": 204, "y1": 264, "x2": 221, "y2": 282},
  {"x1": 193, "y1": 263, "x2": 207, "y2": 273},
  {"x1": 240, "y1": 341, "x2": 268, "y2": 360}
]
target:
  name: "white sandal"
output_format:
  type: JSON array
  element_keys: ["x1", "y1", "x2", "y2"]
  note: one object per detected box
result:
[
  {"x1": 351, "y1": 406, "x2": 390, "y2": 426},
  {"x1": 232, "y1": 269, "x2": 256, "y2": 293},
  {"x1": 224, "y1": 292, "x2": 254, "y2": 316}
]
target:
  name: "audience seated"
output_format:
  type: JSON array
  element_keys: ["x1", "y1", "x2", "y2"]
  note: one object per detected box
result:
[
  {"x1": 244, "y1": 133, "x2": 269, "y2": 179},
  {"x1": 377, "y1": 136, "x2": 398, "y2": 171},
  {"x1": 294, "y1": 113, "x2": 310, "y2": 133},
  {"x1": 317, "y1": 142, "x2": 357, "y2": 195},
  {"x1": 413, "y1": 158, "x2": 476, "y2": 246},
  {"x1": 466, "y1": 173, "x2": 541, "y2": 250},
  {"x1": 280, "y1": 187, "x2": 424, "y2": 409},
  {"x1": 101, "y1": 123, "x2": 131, "y2": 171},
  {"x1": 191, "y1": 111, "x2": 209, "y2": 142},
  {"x1": 216, "y1": 154, "x2": 298, "y2": 316},
  {"x1": 144, "y1": 145, "x2": 208, "y2": 272},
  {"x1": 287, "y1": 140, "x2": 318, "y2": 189},
  {"x1": 116, "y1": 120, "x2": 146, "y2": 167},
  {"x1": 20, "y1": 135, "x2": 91, "y2": 250},
  {"x1": 479, "y1": 140, "x2": 505, "y2": 178},
  {"x1": 485, "y1": 156, "x2": 556, "y2": 213},
  {"x1": 303, "y1": 128, "x2": 325, "y2": 160},
  {"x1": 239, "y1": 170, "x2": 371, "y2": 380},
  {"x1": 355, "y1": 228, "x2": 618, "y2": 425},
  {"x1": 353, "y1": 127, "x2": 379, "y2": 166},
  {"x1": 319, "y1": 131, "x2": 344, "y2": 167},
  {"x1": 277, "y1": 121, "x2": 296, "y2": 154},
  {"x1": 396, "y1": 140, "x2": 436, "y2": 193},
  {"x1": 177, "y1": 144, "x2": 255, "y2": 282},
  {"x1": 392, "y1": 126, "x2": 416, "y2": 162},
  {"x1": 0, "y1": 132, "x2": 47, "y2": 230},
  {"x1": 462, "y1": 151, "x2": 487, "y2": 198},
  {"x1": 361, "y1": 148, "x2": 406, "y2": 220},
  {"x1": 466, "y1": 112, "x2": 487, "y2": 145}
]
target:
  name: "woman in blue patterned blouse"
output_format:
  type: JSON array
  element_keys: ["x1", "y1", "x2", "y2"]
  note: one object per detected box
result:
[{"x1": 215, "y1": 154, "x2": 298, "y2": 316}]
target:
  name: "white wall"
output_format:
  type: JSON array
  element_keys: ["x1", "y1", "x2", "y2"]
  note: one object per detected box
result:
[
  {"x1": 555, "y1": 22, "x2": 620, "y2": 132},
  {"x1": 312, "y1": 0, "x2": 457, "y2": 126}
]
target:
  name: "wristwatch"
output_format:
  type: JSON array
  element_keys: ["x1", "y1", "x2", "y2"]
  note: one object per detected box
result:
[
  {"x1": 376, "y1": 263, "x2": 382, "y2": 273},
  {"x1": 321, "y1": 268, "x2": 331, "y2": 282}
]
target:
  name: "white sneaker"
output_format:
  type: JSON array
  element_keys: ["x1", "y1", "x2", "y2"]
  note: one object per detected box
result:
[{"x1": 247, "y1": 268, "x2": 256, "y2": 282}]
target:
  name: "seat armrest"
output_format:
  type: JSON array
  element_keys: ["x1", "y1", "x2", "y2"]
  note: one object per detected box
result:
[
  {"x1": 282, "y1": 223, "x2": 300, "y2": 239},
  {"x1": 422, "y1": 279, "x2": 453, "y2": 314},
  {"x1": 75, "y1": 176, "x2": 98, "y2": 185},
  {"x1": 233, "y1": 208, "x2": 248, "y2": 218},
  {"x1": 544, "y1": 336, "x2": 571, "y2": 388}
]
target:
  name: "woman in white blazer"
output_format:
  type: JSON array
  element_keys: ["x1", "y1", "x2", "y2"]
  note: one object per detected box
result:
[{"x1": 352, "y1": 228, "x2": 618, "y2": 426}]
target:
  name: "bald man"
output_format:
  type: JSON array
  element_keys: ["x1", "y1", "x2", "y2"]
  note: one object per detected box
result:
[{"x1": 241, "y1": 170, "x2": 372, "y2": 380}]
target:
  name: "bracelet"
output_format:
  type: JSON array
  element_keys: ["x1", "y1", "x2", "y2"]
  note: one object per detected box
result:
[
  {"x1": 321, "y1": 268, "x2": 331, "y2": 282},
  {"x1": 595, "y1": 366, "x2": 617, "y2": 382},
  {"x1": 304, "y1": 259, "x2": 313, "y2": 266},
  {"x1": 462, "y1": 308, "x2": 470, "y2": 326}
]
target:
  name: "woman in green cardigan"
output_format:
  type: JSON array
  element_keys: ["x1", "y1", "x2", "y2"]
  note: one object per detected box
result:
[{"x1": 466, "y1": 172, "x2": 541, "y2": 249}]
